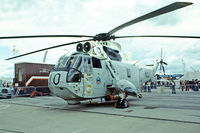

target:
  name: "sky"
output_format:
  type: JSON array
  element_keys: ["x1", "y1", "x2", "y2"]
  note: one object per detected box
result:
[{"x1": 0, "y1": 0, "x2": 200, "y2": 78}]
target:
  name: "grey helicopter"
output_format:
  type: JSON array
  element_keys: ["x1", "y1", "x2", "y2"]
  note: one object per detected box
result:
[{"x1": 2, "y1": 2, "x2": 200, "y2": 108}]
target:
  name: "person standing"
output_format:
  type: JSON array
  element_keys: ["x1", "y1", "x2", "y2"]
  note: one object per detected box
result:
[
  {"x1": 180, "y1": 80, "x2": 184, "y2": 91},
  {"x1": 194, "y1": 79, "x2": 198, "y2": 91},
  {"x1": 147, "y1": 80, "x2": 151, "y2": 92},
  {"x1": 185, "y1": 80, "x2": 189, "y2": 91},
  {"x1": 171, "y1": 80, "x2": 176, "y2": 94},
  {"x1": 144, "y1": 82, "x2": 147, "y2": 92}
]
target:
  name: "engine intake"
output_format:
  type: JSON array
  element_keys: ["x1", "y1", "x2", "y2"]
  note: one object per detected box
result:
[
  {"x1": 84, "y1": 42, "x2": 91, "y2": 52},
  {"x1": 76, "y1": 43, "x2": 83, "y2": 52}
]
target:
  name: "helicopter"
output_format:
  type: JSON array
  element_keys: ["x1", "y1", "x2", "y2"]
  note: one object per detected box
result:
[{"x1": 1, "y1": 2, "x2": 200, "y2": 108}]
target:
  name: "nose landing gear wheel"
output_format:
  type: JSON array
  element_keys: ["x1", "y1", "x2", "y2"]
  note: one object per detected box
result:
[
  {"x1": 138, "y1": 94, "x2": 142, "y2": 99},
  {"x1": 115, "y1": 99, "x2": 129, "y2": 108}
]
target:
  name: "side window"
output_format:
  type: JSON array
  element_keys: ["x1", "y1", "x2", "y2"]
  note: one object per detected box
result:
[
  {"x1": 92, "y1": 57, "x2": 102, "y2": 68},
  {"x1": 127, "y1": 68, "x2": 131, "y2": 78},
  {"x1": 88, "y1": 58, "x2": 92, "y2": 73}
]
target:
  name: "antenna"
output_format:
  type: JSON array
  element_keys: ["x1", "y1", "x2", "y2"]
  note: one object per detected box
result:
[
  {"x1": 13, "y1": 45, "x2": 19, "y2": 56},
  {"x1": 43, "y1": 51, "x2": 48, "y2": 63}
]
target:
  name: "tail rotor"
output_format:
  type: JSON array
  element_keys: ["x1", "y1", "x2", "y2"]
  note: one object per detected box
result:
[{"x1": 159, "y1": 48, "x2": 168, "y2": 74}]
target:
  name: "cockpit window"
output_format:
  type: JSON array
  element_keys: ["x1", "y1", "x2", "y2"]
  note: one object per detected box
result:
[
  {"x1": 66, "y1": 56, "x2": 82, "y2": 70},
  {"x1": 103, "y1": 46, "x2": 122, "y2": 61},
  {"x1": 55, "y1": 55, "x2": 69, "y2": 69},
  {"x1": 66, "y1": 56, "x2": 77, "y2": 69},
  {"x1": 67, "y1": 68, "x2": 82, "y2": 82},
  {"x1": 74, "y1": 56, "x2": 82, "y2": 70},
  {"x1": 54, "y1": 55, "x2": 82, "y2": 71},
  {"x1": 83, "y1": 57, "x2": 92, "y2": 73}
]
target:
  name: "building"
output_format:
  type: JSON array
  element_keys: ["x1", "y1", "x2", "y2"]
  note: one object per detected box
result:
[{"x1": 14, "y1": 62, "x2": 54, "y2": 87}]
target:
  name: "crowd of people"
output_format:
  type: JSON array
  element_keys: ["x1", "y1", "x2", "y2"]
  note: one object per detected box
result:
[
  {"x1": 180, "y1": 79, "x2": 199, "y2": 91},
  {"x1": 141, "y1": 79, "x2": 199, "y2": 94}
]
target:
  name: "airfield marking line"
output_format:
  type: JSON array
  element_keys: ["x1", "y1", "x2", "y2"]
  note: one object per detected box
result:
[
  {"x1": 73, "y1": 128, "x2": 86, "y2": 133},
  {"x1": 0, "y1": 128, "x2": 24, "y2": 133},
  {"x1": 1, "y1": 101, "x2": 200, "y2": 125}
]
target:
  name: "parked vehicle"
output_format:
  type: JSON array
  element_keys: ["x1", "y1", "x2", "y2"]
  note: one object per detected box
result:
[{"x1": 0, "y1": 83, "x2": 14, "y2": 98}]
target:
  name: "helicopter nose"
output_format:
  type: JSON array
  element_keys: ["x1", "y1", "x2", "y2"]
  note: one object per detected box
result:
[
  {"x1": 49, "y1": 72, "x2": 71, "y2": 96},
  {"x1": 48, "y1": 69, "x2": 84, "y2": 99},
  {"x1": 49, "y1": 71, "x2": 67, "y2": 87}
]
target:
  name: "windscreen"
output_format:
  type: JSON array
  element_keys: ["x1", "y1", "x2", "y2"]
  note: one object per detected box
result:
[
  {"x1": 66, "y1": 56, "x2": 82, "y2": 70},
  {"x1": 54, "y1": 55, "x2": 82, "y2": 71},
  {"x1": 54, "y1": 55, "x2": 69, "y2": 69}
]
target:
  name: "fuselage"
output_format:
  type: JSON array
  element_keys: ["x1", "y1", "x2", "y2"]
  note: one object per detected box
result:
[{"x1": 48, "y1": 52, "x2": 155, "y2": 101}]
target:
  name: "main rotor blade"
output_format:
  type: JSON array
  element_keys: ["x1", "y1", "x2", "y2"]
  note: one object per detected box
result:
[
  {"x1": 116, "y1": 35, "x2": 200, "y2": 39},
  {"x1": 108, "y1": 2, "x2": 192, "y2": 35},
  {"x1": 0, "y1": 35, "x2": 94, "y2": 39},
  {"x1": 5, "y1": 39, "x2": 93, "y2": 60}
]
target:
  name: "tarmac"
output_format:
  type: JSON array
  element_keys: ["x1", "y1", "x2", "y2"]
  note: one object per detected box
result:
[{"x1": 0, "y1": 89, "x2": 200, "y2": 133}]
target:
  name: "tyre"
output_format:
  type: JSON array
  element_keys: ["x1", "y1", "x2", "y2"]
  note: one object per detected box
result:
[
  {"x1": 121, "y1": 99, "x2": 129, "y2": 108},
  {"x1": 115, "y1": 99, "x2": 121, "y2": 108}
]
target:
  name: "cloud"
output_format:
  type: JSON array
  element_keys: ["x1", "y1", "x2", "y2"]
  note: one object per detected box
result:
[{"x1": 0, "y1": 0, "x2": 200, "y2": 78}]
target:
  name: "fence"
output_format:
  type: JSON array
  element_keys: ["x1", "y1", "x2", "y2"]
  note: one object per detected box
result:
[{"x1": 14, "y1": 86, "x2": 51, "y2": 97}]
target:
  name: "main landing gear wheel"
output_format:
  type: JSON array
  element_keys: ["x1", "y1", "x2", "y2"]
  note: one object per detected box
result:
[{"x1": 115, "y1": 99, "x2": 129, "y2": 108}]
